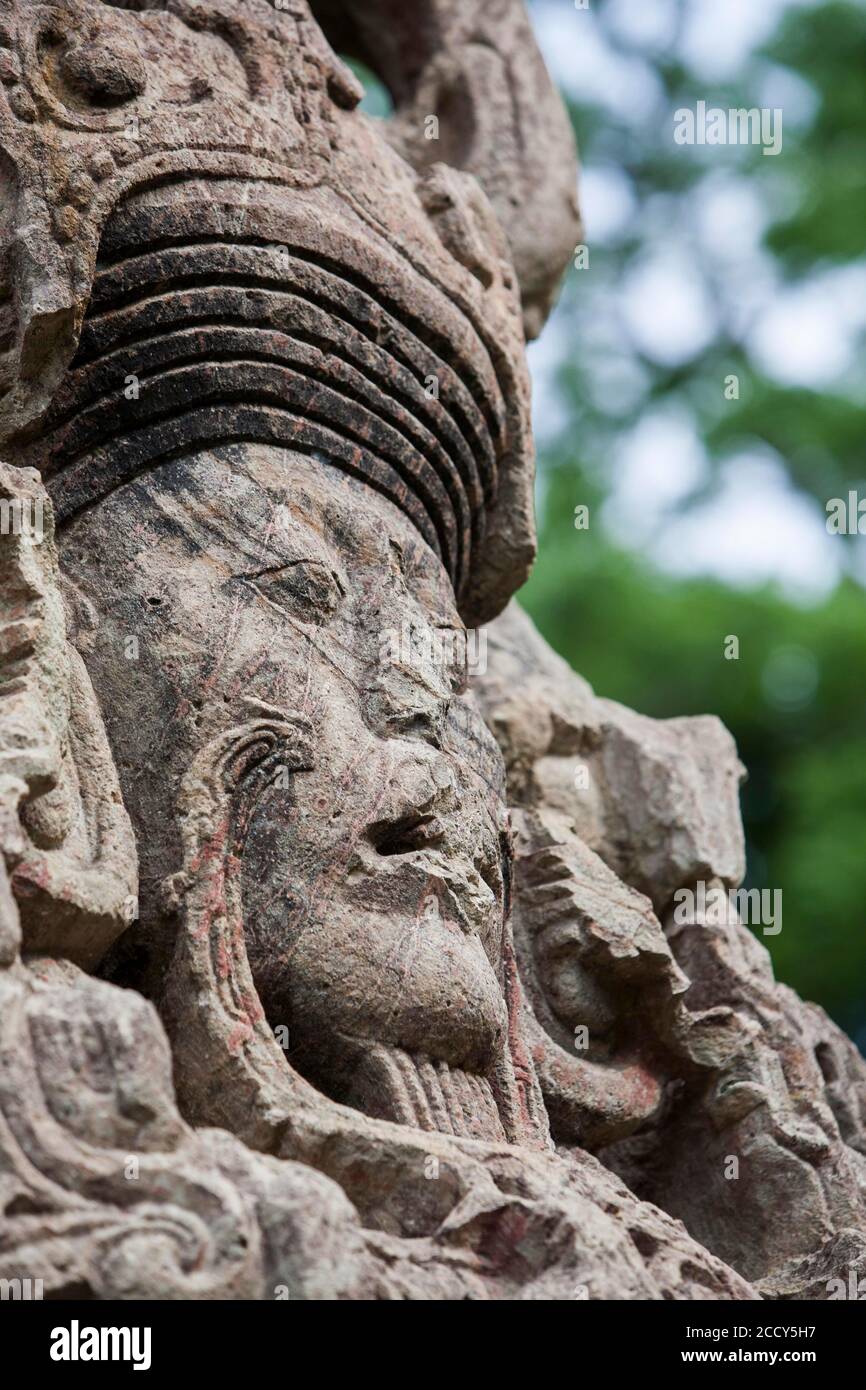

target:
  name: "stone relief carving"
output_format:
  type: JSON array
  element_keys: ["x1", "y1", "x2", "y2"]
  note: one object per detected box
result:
[
  {"x1": 475, "y1": 603, "x2": 866, "y2": 1297},
  {"x1": 0, "y1": 0, "x2": 861, "y2": 1302}
]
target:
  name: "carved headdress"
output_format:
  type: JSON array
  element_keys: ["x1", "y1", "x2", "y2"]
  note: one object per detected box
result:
[{"x1": 0, "y1": 0, "x2": 580, "y2": 623}]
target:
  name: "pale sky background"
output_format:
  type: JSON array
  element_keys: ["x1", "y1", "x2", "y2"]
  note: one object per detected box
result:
[{"x1": 527, "y1": 0, "x2": 866, "y2": 602}]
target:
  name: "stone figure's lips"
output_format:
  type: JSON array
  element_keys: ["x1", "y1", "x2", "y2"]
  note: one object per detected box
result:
[{"x1": 33, "y1": 178, "x2": 517, "y2": 608}]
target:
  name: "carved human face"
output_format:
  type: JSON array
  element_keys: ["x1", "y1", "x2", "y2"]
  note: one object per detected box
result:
[{"x1": 60, "y1": 444, "x2": 512, "y2": 1130}]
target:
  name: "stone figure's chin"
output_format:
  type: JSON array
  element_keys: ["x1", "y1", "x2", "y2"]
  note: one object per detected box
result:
[{"x1": 248, "y1": 893, "x2": 509, "y2": 1102}]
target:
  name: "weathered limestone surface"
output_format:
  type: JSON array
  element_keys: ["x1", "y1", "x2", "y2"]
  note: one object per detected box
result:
[
  {"x1": 0, "y1": 0, "x2": 861, "y2": 1300},
  {"x1": 476, "y1": 603, "x2": 866, "y2": 1297}
]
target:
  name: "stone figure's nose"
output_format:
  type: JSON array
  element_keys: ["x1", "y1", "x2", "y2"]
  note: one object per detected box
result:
[
  {"x1": 365, "y1": 748, "x2": 460, "y2": 855},
  {"x1": 365, "y1": 619, "x2": 462, "y2": 747}
]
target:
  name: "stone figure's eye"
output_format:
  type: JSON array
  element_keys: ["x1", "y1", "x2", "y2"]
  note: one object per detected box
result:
[{"x1": 245, "y1": 559, "x2": 344, "y2": 626}]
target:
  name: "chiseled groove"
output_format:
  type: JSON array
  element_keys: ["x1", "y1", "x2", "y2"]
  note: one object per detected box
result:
[
  {"x1": 78, "y1": 284, "x2": 496, "y2": 511},
  {"x1": 415, "y1": 1057, "x2": 455, "y2": 1135},
  {"x1": 393, "y1": 1048, "x2": 437, "y2": 1131},
  {"x1": 93, "y1": 230, "x2": 507, "y2": 453},
  {"x1": 47, "y1": 401, "x2": 445, "y2": 565},
  {"x1": 49, "y1": 369, "x2": 459, "y2": 575},
  {"x1": 50, "y1": 361, "x2": 463, "y2": 584},
  {"x1": 366, "y1": 1044, "x2": 420, "y2": 1129},
  {"x1": 48, "y1": 332, "x2": 479, "y2": 579},
  {"x1": 472, "y1": 1073, "x2": 503, "y2": 1136},
  {"x1": 97, "y1": 195, "x2": 511, "y2": 437},
  {"x1": 435, "y1": 1060, "x2": 466, "y2": 1134},
  {"x1": 57, "y1": 314, "x2": 488, "y2": 514},
  {"x1": 85, "y1": 241, "x2": 502, "y2": 475}
]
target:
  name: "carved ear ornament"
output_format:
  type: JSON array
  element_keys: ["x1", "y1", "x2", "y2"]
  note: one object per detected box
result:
[{"x1": 161, "y1": 704, "x2": 323, "y2": 1152}]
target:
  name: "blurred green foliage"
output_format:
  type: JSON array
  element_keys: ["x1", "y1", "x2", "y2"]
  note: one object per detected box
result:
[{"x1": 521, "y1": 0, "x2": 866, "y2": 1044}]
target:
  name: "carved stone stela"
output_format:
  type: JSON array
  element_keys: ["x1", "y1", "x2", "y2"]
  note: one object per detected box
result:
[{"x1": 0, "y1": 0, "x2": 862, "y2": 1301}]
